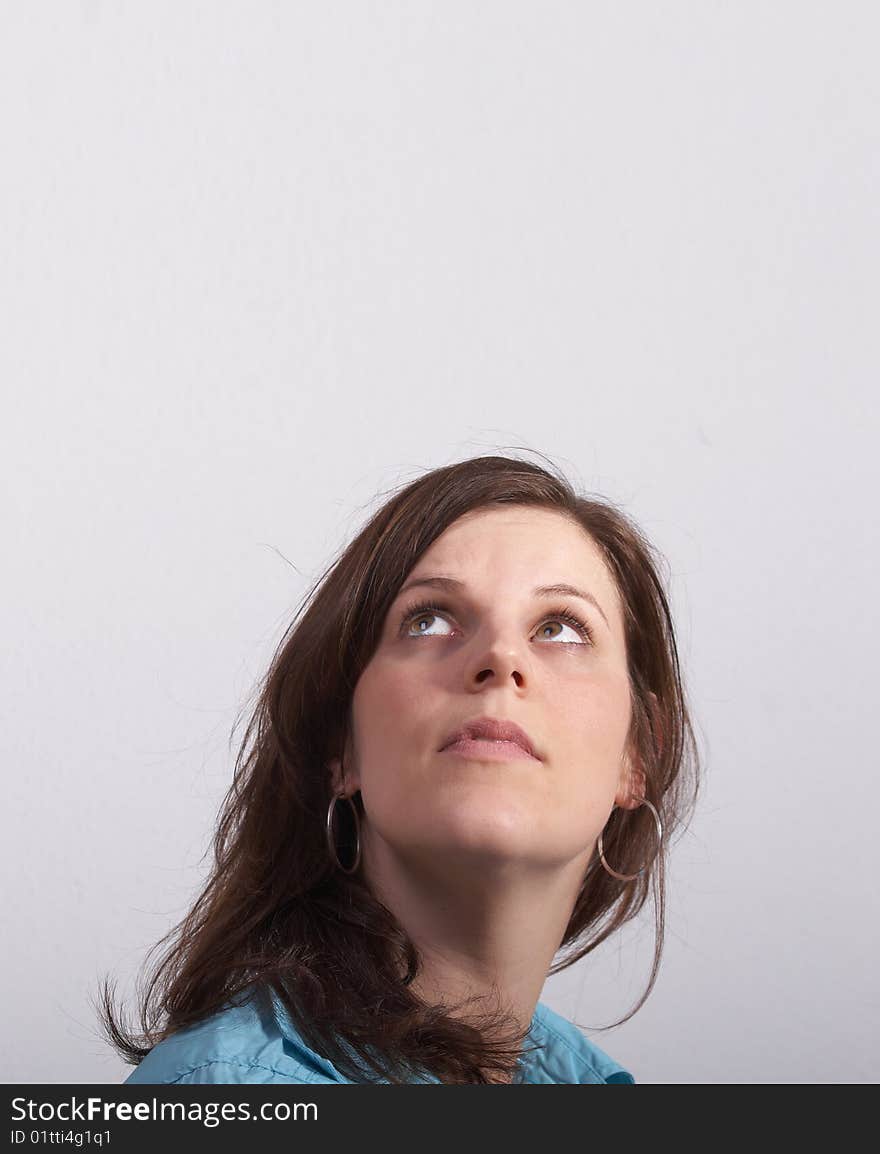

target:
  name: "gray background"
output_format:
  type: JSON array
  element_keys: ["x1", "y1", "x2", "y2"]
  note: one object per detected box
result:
[{"x1": 2, "y1": 2, "x2": 877, "y2": 1084}]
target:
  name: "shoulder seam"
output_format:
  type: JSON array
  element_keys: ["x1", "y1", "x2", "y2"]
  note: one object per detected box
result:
[
  {"x1": 535, "y1": 1013, "x2": 628, "y2": 1084},
  {"x1": 165, "y1": 1057, "x2": 320, "y2": 1085}
]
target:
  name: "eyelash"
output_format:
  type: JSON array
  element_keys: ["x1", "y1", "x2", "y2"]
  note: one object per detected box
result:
[{"x1": 399, "y1": 599, "x2": 596, "y2": 646}]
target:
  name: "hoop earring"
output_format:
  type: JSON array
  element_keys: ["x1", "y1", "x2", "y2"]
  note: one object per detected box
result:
[
  {"x1": 597, "y1": 798, "x2": 663, "y2": 882},
  {"x1": 326, "y1": 792, "x2": 362, "y2": 875}
]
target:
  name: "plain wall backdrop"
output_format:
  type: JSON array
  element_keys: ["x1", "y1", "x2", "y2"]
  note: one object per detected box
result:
[{"x1": 2, "y1": 2, "x2": 877, "y2": 1084}]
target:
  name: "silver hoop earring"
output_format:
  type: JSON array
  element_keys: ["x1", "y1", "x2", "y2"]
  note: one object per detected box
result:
[
  {"x1": 597, "y1": 798, "x2": 663, "y2": 882},
  {"x1": 326, "y1": 792, "x2": 362, "y2": 875}
]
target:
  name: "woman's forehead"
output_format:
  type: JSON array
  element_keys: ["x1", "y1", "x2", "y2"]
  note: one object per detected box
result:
[
  {"x1": 423, "y1": 507, "x2": 604, "y2": 570},
  {"x1": 405, "y1": 508, "x2": 620, "y2": 614}
]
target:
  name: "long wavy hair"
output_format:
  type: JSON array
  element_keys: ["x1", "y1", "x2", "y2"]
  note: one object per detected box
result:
[{"x1": 97, "y1": 450, "x2": 702, "y2": 1084}]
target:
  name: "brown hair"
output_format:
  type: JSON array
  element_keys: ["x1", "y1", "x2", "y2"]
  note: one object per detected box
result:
[{"x1": 97, "y1": 450, "x2": 702, "y2": 1084}]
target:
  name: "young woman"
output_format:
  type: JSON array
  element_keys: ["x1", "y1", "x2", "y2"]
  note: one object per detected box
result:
[{"x1": 100, "y1": 452, "x2": 700, "y2": 1084}]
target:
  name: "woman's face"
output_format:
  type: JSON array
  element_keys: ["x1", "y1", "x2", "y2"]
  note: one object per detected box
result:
[{"x1": 333, "y1": 505, "x2": 642, "y2": 882}]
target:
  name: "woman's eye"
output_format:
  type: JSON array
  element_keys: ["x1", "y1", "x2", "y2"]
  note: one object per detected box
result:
[
  {"x1": 401, "y1": 603, "x2": 592, "y2": 645},
  {"x1": 406, "y1": 611, "x2": 453, "y2": 637},
  {"x1": 535, "y1": 619, "x2": 586, "y2": 644}
]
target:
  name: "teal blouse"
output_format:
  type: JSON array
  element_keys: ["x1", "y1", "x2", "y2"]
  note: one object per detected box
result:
[{"x1": 124, "y1": 986, "x2": 635, "y2": 1085}]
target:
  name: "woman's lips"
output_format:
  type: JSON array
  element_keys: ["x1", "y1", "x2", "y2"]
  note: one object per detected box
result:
[{"x1": 440, "y1": 737, "x2": 538, "y2": 762}]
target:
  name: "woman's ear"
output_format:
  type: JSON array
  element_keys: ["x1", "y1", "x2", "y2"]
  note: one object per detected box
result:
[
  {"x1": 615, "y1": 690, "x2": 663, "y2": 809},
  {"x1": 328, "y1": 757, "x2": 346, "y2": 795},
  {"x1": 328, "y1": 735, "x2": 360, "y2": 796},
  {"x1": 615, "y1": 761, "x2": 647, "y2": 810}
]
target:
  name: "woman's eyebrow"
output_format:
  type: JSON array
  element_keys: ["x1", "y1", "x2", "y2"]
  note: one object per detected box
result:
[{"x1": 396, "y1": 575, "x2": 609, "y2": 628}]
